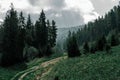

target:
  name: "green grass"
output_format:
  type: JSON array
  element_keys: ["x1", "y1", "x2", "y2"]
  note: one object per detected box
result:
[
  {"x1": 42, "y1": 45, "x2": 120, "y2": 80},
  {"x1": 0, "y1": 63, "x2": 27, "y2": 80},
  {"x1": 11, "y1": 53, "x2": 63, "y2": 80},
  {"x1": 0, "y1": 67, "x2": 18, "y2": 80},
  {"x1": 0, "y1": 45, "x2": 120, "y2": 80},
  {"x1": 0, "y1": 57, "x2": 57, "y2": 80}
]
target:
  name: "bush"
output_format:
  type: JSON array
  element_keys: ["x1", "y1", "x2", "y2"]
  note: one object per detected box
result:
[{"x1": 23, "y1": 46, "x2": 39, "y2": 61}]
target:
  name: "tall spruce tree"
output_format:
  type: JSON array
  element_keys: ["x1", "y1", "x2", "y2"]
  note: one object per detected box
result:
[
  {"x1": 35, "y1": 10, "x2": 48, "y2": 56},
  {"x1": 35, "y1": 21, "x2": 40, "y2": 48},
  {"x1": 83, "y1": 42, "x2": 89, "y2": 54},
  {"x1": 47, "y1": 20, "x2": 57, "y2": 48},
  {"x1": 111, "y1": 34, "x2": 119, "y2": 46},
  {"x1": 96, "y1": 35, "x2": 107, "y2": 51},
  {"x1": 47, "y1": 20, "x2": 51, "y2": 47},
  {"x1": 67, "y1": 32, "x2": 80, "y2": 57},
  {"x1": 26, "y1": 14, "x2": 33, "y2": 45},
  {"x1": 51, "y1": 20, "x2": 57, "y2": 47},
  {"x1": 2, "y1": 4, "x2": 19, "y2": 66},
  {"x1": 16, "y1": 11, "x2": 26, "y2": 62}
]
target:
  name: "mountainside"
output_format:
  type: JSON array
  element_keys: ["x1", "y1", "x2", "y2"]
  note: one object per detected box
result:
[
  {"x1": 56, "y1": 25, "x2": 83, "y2": 44},
  {"x1": 9, "y1": 45, "x2": 120, "y2": 80}
]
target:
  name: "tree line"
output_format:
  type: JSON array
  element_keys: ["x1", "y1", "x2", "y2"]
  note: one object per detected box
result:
[
  {"x1": 66, "y1": 4, "x2": 120, "y2": 57},
  {"x1": 75, "y1": 5, "x2": 120, "y2": 46},
  {"x1": 0, "y1": 4, "x2": 57, "y2": 66}
]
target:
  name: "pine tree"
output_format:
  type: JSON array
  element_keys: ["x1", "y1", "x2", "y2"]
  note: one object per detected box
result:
[
  {"x1": 83, "y1": 42, "x2": 89, "y2": 54},
  {"x1": 111, "y1": 34, "x2": 119, "y2": 46},
  {"x1": 16, "y1": 11, "x2": 26, "y2": 62},
  {"x1": 47, "y1": 20, "x2": 51, "y2": 46},
  {"x1": 67, "y1": 32, "x2": 80, "y2": 57},
  {"x1": 96, "y1": 35, "x2": 107, "y2": 51},
  {"x1": 18, "y1": 12, "x2": 25, "y2": 29},
  {"x1": 35, "y1": 10, "x2": 48, "y2": 56},
  {"x1": 47, "y1": 20, "x2": 57, "y2": 48},
  {"x1": 39, "y1": 10, "x2": 48, "y2": 47},
  {"x1": 35, "y1": 20, "x2": 40, "y2": 48},
  {"x1": 26, "y1": 14, "x2": 33, "y2": 45},
  {"x1": 51, "y1": 20, "x2": 57, "y2": 47},
  {"x1": 2, "y1": 4, "x2": 19, "y2": 66}
]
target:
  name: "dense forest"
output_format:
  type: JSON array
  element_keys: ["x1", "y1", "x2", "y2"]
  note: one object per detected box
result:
[
  {"x1": 75, "y1": 5, "x2": 120, "y2": 46},
  {"x1": 0, "y1": 4, "x2": 57, "y2": 66},
  {"x1": 65, "y1": 4, "x2": 120, "y2": 57},
  {"x1": 0, "y1": 3, "x2": 120, "y2": 66},
  {"x1": 0, "y1": 1, "x2": 120, "y2": 80}
]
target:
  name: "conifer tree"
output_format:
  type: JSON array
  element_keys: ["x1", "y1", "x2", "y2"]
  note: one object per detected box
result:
[
  {"x1": 51, "y1": 20, "x2": 57, "y2": 47},
  {"x1": 47, "y1": 20, "x2": 51, "y2": 46},
  {"x1": 83, "y1": 42, "x2": 89, "y2": 54},
  {"x1": 26, "y1": 14, "x2": 33, "y2": 45},
  {"x1": 96, "y1": 35, "x2": 107, "y2": 51},
  {"x1": 2, "y1": 4, "x2": 19, "y2": 66},
  {"x1": 16, "y1": 11, "x2": 26, "y2": 61},
  {"x1": 35, "y1": 10, "x2": 48, "y2": 56},
  {"x1": 111, "y1": 34, "x2": 119, "y2": 46},
  {"x1": 67, "y1": 32, "x2": 80, "y2": 57}
]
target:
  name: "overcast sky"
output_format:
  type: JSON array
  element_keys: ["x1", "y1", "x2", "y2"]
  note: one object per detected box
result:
[{"x1": 0, "y1": 0, "x2": 119, "y2": 28}]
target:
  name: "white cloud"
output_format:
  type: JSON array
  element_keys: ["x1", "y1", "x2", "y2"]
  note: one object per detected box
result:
[
  {"x1": 64, "y1": 0, "x2": 99, "y2": 23},
  {"x1": 0, "y1": 0, "x2": 30, "y2": 13},
  {"x1": 83, "y1": 12, "x2": 99, "y2": 23},
  {"x1": 0, "y1": 0, "x2": 117, "y2": 27}
]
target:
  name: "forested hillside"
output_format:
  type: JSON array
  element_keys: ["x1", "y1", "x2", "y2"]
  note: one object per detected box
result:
[
  {"x1": 0, "y1": 1, "x2": 120, "y2": 80},
  {"x1": 74, "y1": 5, "x2": 120, "y2": 46},
  {"x1": 56, "y1": 26, "x2": 83, "y2": 45}
]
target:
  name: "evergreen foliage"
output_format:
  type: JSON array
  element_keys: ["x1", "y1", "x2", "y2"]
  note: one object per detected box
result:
[
  {"x1": 67, "y1": 31, "x2": 80, "y2": 57},
  {"x1": 111, "y1": 34, "x2": 119, "y2": 46},
  {"x1": 1, "y1": 4, "x2": 57, "y2": 66},
  {"x1": 75, "y1": 5, "x2": 120, "y2": 47},
  {"x1": 2, "y1": 4, "x2": 19, "y2": 66},
  {"x1": 83, "y1": 42, "x2": 89, "y2": 54},
  {"x1": 96, "y1": 35, "x2": 107, "y2": 51}
]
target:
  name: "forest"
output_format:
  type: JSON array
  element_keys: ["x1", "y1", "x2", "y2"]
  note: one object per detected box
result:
[
  {"x1": 0, "y1": 2, "x2": 120, "y2": 80},
  {"x1": 0, "y1": 4, "x2": 57, "y2": 66}
]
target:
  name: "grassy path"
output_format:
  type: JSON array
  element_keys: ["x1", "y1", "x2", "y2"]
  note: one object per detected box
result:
[{"x1": 11, "y1": 56, "x2": 67, "y2": 80}]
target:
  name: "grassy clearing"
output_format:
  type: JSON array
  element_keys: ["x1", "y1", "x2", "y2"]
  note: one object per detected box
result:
[{"x1": 42, "y1": 45, "x2": 120, "y2": 80}]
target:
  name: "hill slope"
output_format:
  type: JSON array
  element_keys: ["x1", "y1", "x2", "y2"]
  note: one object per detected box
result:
[
  {"x1": 11, "y1": 45, "x2": 120, "y2": 80},
  {"x1": 39, "y1": 45, "x2": 120, "y2": 80},
  {"x1": 1, "y1": 45, "x2": 120, "y2": 80},
  {"x1": 57, "y1": 26, "x2": 83, "y2": 44}
]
